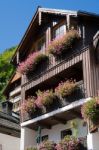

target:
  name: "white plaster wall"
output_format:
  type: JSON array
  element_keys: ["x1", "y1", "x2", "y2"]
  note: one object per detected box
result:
[
  {"x1": 87, "y1": 132, "x2": 99, "y2": 150},
  {"x1": 20, "y1": 118, "x2": 87, "y2": 150},
  {"x1": 41, "y1": 118, "x2": 87, "y2": 143},
  {"x1": 0, "y1": 133, "x2": 20, "y2": 150},
  {"x1": 20, "y1": 127, "x2": 36, "y2": 150}
]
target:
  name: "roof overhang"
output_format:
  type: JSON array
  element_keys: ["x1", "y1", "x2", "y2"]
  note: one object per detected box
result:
[
  {"x1": 11, "y1": 7, "x2": 99, "y2": 64},
  {"x1": 3, "y1": 72, "x2": 21, "y2": 97},
  {"x1": 11, "y1": 7, "x2": 78, "y2": 64}
]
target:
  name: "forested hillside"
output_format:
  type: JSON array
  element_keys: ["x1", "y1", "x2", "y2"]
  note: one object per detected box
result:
[{"x1": 0, "y1": 47, "x2": 16, "y2": 101}]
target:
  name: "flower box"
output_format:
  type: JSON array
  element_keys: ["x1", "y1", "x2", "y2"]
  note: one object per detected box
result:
[
  {"x1": 39, "y1": 141, "x2": 55, "y2": 150},
  {"x1": 56, "y1": 136, "x2": 87, "y2": 150},
  {"x1": 35, "y1": 90, "x2": 60, "y2": 111},
  {"x1": 17, "y1": 52, "x2": 48, "y2": 75},
  {"x1": 48, "y1": 30, "x2": 80, "y2": 57}
]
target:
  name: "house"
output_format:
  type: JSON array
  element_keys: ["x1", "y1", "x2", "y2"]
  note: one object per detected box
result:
[
  {"x1": 11, "y1": 7, "x2": 99, "y2": 150},
  {"x1": 3, "y1": 72, "x2": 21, "y2": 114},
  {"x1": 0, "y1": 101, "x2": 20, "y2": 150}
]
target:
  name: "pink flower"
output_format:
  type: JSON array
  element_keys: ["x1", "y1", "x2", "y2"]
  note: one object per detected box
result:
[
  {"x1": 47, "y1": 30, "x2": 80, "y2": 56},
  {"x1": 35, "y1": 96, "x2": 43, "y2": 108},
  {"x1": 17, "y1": 51, "x2": 48, "y2": 74}
]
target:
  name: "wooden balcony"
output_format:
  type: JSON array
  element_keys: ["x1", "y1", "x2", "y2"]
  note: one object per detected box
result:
[{"x1": 22, "y1": 80, "x2": 85, "y2": 123}]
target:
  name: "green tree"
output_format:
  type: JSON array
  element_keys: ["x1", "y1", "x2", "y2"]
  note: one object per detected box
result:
[{"x1": 0, "y1": 46, "x2": 16, "y2": 101}]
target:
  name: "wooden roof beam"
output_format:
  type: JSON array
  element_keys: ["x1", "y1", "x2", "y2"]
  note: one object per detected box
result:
[{"x1": 39, "y1": 11, "x2": 42, "y2": 25}]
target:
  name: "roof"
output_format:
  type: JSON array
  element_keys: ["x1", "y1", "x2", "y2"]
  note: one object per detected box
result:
[
  {"x1": 0, "y1": 111, "x2": 20, "y2": 137},
  {"x1": 3, "y1": 71, "x2": 21, "y2": 96},
  {"x1": 11, "y1": 7, "x2": 99, "y2": 63},
  {"x1": 0, "y1": 111, "x2": 20, "y2": 129}
]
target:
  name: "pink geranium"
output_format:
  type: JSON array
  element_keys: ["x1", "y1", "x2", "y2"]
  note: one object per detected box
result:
[
  {"x1": 35, "y1": 90, "x2": 56, "y2": 107},
  {"x1": 55, "y1": 80, "x2": 77, "y2": 98},
  {"x1": 47, "y1": 30, "x2": 80, "y2": 56},
  {"x1": 21, "y1": 97, "x2": 36, "y2": 114},
  {"x1": 17, "y1": 51, "x2": 48, "y2": 74}
]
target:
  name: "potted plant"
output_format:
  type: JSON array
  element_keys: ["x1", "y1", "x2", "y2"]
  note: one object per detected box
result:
[
  {"x1": 47, "y1": 30, "x2": 80, "y2": 57},
  {"x1": 55, "y1": 80, "x2": 77, "y2": 106},
  {"x1": 17, "y1": 51, "x2": 48, "y2": 75},
  {"x1": 81, "y1": 97, "x2": 99, "y2": 132}
]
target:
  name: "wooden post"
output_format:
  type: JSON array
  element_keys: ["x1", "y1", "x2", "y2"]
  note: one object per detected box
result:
[
  {"x1": 46, "y1": 26, "x2": 51, "y2": 48},
  {"x1": 17, "y1": 51, "x2": 19, "y2": 64},
  {"x1": 21, "y1": 86, "x2": 25, "y2": 123},
  {"x1": 39, "y1": 11, "x2": 42, "y2": 25},
  {"x1": 66, "y1": 14, "x2": 70, "y2": 30},
  {"x1": 82, "y1": 25, "x2": 85, "y2": 46}
]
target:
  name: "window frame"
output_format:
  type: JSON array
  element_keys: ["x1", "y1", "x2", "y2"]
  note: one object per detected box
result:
[
  {"x1": 52, "y1": 21, "x2": 66, "y2": 40},
  {"x1": 41, "y1": 135, "x2": 49, "y2": 141},
  {"x1": 61, "y1": 129, "x2": 72, "y2": 139}
]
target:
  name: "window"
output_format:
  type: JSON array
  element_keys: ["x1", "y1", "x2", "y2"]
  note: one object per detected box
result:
[
  {"x1": 37, "y1": 36, "x2": 46, "y2": 51},
  {"x1": 53, "y1": 24, "x2": 66, "y2": 39},
  {"x1": 61, "y1": 129, "x2": 72, "y2": 139},
  {"x1": 42, "y1": 135, "x2": 48, "y2": 141}
]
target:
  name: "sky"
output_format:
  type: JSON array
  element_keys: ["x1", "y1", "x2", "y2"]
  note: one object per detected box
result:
[{"x1": 0, "y1": 0, "x2": 99, "y2": 53}]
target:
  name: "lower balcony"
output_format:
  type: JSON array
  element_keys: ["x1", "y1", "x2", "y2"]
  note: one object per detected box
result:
[{"x1": 22, "y1": 80, "x2": 85, "y2": 123}]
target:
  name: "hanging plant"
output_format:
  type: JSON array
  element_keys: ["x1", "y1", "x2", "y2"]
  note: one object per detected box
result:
[
  {"x1": 81, "y1": 97, "x2": 99, "y2": 132},
  {"x1": 17, "y1": 52, "x2": 48, "y2": 75},
  {"x1": 55, "y1": 80, "x2": 77, "y2": 98},
  {"x1": 47, "y1": 30, "x2": 80, "y2": 56},
  {"x1": 70, "y1": 120, "x2": 78, "y2": 137}
]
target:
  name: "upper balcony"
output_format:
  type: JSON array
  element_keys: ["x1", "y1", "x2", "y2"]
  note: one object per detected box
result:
[{"x1": 20, "y1": 30, "x2": 85, "y2": 88}]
